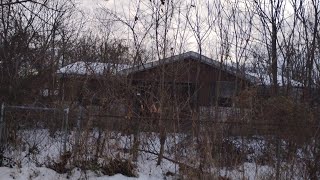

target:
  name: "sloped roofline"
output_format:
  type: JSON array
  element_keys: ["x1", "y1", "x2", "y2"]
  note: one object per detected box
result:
[
  {"x1": 120, "y1": 51, "x2": 257, "y2": 83},
  {"x1": 57, "y1": 61, "x2": 130, "y2": 76}
]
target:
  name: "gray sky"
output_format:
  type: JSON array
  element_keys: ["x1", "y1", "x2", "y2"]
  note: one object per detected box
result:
[{"x1": 76, "y1": 0, "x2": 298, "y2": 64}]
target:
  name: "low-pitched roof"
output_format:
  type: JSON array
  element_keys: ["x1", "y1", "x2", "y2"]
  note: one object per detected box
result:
[
  {"x1": 120, "y1": 51, "x2": 258, "y2": 83},
  {"x1": 56, "y1": 52, "x2": 259, "y2": 84},
  {"x1": 247, "y1": 72, "x2": 303, "y2": 87},
  {"x1": 57, "y1": 61, "x2": 130, "y2": 75}
]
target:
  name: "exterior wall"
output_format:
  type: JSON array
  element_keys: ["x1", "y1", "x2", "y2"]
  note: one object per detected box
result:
[
  {"x1": 60, "y1": 76, "x2": 124, "y2": 105},
  {"x1": 129, "y1": 58, "x2": 249, "y2": 107},
  {"x1": 62, "y1": 76, "x2": 131, "y2": 106},
  {"x1": 129, "y1": 58, "x2": 240, "y2": 83}
]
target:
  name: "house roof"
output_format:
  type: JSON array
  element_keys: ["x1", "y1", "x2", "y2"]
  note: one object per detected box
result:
[
  {"x1": 56, "y1": 52, "x2": 305, "y2": 87},
  {"x1": 57, "y1": 61, "x2": 130, "y2": 75},
  {"x1": 120, "y1": 51, "x2": 258, "y2": 83},
  {"x1": 56, "y1": 52, "x2": 257, "y2": 83},
  {"x1": 247, "y1": 72, "x2": 303, "y2": 87}
]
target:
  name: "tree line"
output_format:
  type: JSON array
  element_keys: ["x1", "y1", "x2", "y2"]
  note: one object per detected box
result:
[{"x1": 0, "y1": 0, "x2": 319, "y2": 103}]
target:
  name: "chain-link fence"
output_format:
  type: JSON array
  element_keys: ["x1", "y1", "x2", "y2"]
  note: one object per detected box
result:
[
  {"x1": 0, "y1": 103, "x2": 70, "y2": 168},
  {"x1": 1, "y1": 102, "x2": 320, "y2": 179}
]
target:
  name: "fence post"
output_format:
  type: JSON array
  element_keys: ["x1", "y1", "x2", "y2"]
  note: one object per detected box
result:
[
  {"x1": 0, "y1": 103, "x2": 5, "y2": 148},
  {"x1": 275, "y1": 132, "x2": 281, "y2": 180},
  {"x1": 63, "y1": 107, "x2": 69, "y2": 153},
  {"x1": 75, "y1": 104, "x2": 83, "y2": 153}
]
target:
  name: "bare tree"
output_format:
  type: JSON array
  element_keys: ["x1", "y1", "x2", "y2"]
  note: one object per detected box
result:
[
  {"x1": 252, "y1": 0, "x2": 285, "y2": 94},
  {"x1": 294, "y1": 0, "x2": 320, "y2": 100},
  {"x1": 0, "y1": 0, "x2": 76, "y2": 102}
]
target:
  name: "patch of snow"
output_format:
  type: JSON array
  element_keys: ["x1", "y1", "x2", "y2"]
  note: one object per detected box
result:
[
  {"x1": 0, "y1": 166, "x2": 139, "y2": 180},
  {"x1": 247, "y1": 72, "x2": 303, "y2": 87},
  {"x1": 57, "y1": 61, "x2": 131, "y2": 75},
  {"x1": 1, "y1": 129, "x2": 310, "y2": 180}
]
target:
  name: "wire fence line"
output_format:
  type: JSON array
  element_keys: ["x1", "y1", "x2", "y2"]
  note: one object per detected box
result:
[
  {"x1": 0, "y1": 102, "x2": 320, "y2": 179},
  {"x1": 89, "y1": 113, "x2": 320, "y2": 128},
  {"x1": 1, "y1": 102, "x2": 318, "y2": 147},
  {"x1": 0, "y1": 103, "x2": 70, "y2": 154},
  {"x1": 1, "y1": 102, "x2": 317, "y2": 135}
]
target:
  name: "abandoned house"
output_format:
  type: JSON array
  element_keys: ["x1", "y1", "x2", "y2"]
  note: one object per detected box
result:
[
  {"x1": 55, "y1": 51, "x2": 260, "y2": 131},
  {"x1": 56, "y1": 61, "x2": 130, "y2": 104},
  {"x1": 56, "y1": 52, "x2": 257, "y2": 112},
  {"x1": 120, "y1": 51, "x2": 257, "y2": 115}
]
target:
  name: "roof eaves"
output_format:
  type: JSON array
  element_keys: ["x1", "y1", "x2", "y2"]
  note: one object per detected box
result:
[
  {"x1": 119, "y1": 51, "x2": 204, "y2": 75},
  {"x1": 119, "y1": 51, "x2": 258, "y2": 83}
]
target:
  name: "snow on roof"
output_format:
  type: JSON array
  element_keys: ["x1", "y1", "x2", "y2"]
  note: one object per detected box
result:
[
  {"x1": 57, "y1": 61, "x2": 131, "y2": 75},
  {"x1": 120, "y1": 51, "x2": 258, "y2": 83},
  {"x1": 247, "y1": 72, "x2": 303, "y2": 87},
  {"x1": 120, "y1": 51, "x2": 220, "y2": 75}
]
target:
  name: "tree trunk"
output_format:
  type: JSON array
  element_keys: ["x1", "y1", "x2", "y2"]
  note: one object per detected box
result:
[
  {"x1": 157, "y1": 126, "x2": 166, "y2": 165},
  {"x1": 271, "y1": 21, "x2": 278, "y2": 95}
]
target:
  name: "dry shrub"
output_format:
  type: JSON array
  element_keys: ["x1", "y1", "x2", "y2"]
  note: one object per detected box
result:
[
  {"x1": 101, "y1": 158, "x2": 137, "y2": 177},
  {"x1": 211, "y1": 139, "x2": 246, "y2": 168},
  {"x1": 234, "y1": 88, "x2": 258, "y2": 109},
  {"x1": 179, "y1": 162, "x2": 229, "y2": 180},
  {"x1": 258, "y1": 96, "x2": 313, "y2": 138},
  {"x1": 46, "y1": 151, "x2": 72, "y2": 174},
  {"x1": 178, "y1": 163, "x2": 204, "y2": 180},
  {"x1": 0, "y1": 154, "x2": 16, "y2": 168},
  {"x1": 72, "y1": 158, "x2": 101, "y2": 173},
  {"x1": 259, "y1": 96, "x2": 311, "y2": 122}
]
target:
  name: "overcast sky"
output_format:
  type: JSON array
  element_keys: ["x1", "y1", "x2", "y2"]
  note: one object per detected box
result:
[
  {"x1": 77, "y1": 0, "x2": 211, "y2": 56},
  {"x1": 75, "y1": 0, "x2": 298, "y2": 64}
]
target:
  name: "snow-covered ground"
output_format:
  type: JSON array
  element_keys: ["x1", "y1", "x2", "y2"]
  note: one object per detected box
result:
[
  {"x1": 0, "y1": 163, "x2": 175, "y2": 180},
  {"x1": 0, "y1": 129, "x2": 313, "y2": 179},
  {"x1": 0, "y1": 162, "x2": 275, "y2": 180}
]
